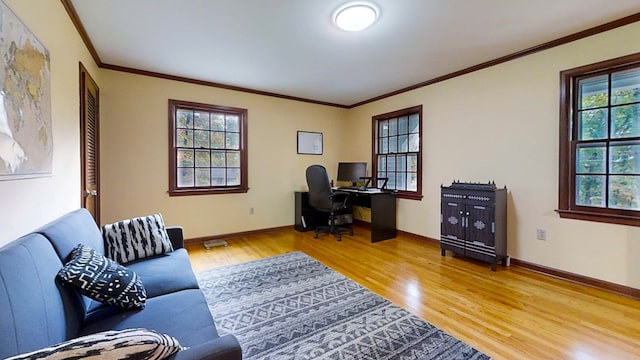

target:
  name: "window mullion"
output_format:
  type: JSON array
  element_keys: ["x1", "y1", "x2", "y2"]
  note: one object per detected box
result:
[{"x1": 605, "y1": 73, "x2": 612, "y2": 209}]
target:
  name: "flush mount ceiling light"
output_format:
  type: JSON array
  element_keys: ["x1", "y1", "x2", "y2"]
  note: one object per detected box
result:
[{"x1": 333, "y1": 2, "x2": 379, "y2": 32}]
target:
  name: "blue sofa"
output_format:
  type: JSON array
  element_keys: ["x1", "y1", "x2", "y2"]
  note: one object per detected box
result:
[{"x1": 0, "y1": 208, "x2": 242, "y2": 359}]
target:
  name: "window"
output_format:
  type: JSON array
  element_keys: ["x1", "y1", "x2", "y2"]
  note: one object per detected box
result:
[
  {"x1": 559, "y1": 53, "x2": 640, "y2": 226},
  {"x1": 372, "y1": 105, "x2": 423, "y2": 200},
  {"x1": 168, "y1": 99, "x2": 248, "y2": 195}
]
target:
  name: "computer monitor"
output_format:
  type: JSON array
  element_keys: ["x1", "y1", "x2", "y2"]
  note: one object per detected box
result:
[{"x1": 337, "y1": 162, "x2": 367, "y2": 186}]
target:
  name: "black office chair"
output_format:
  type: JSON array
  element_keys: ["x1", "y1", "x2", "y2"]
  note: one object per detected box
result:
[{"x1": 305, "y1": 165, "x2": 353, "y2": 241}]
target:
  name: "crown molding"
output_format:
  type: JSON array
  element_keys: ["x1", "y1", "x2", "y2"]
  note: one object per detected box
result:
[{"x1": 61, "y1": 1, "x2": 640, "y2": 109}]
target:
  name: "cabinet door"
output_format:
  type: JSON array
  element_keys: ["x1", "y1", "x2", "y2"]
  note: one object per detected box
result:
[
  {"x1": 466, "y1": 205, "x2": 495, "y2": 247},
  {"x1": 441, "y1": 200, "x2": 465, "y2": 240}
]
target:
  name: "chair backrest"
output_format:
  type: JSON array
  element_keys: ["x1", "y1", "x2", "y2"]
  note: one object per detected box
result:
[{"x1": 306, "y1": 165, "x2": 332, "y2": 212}]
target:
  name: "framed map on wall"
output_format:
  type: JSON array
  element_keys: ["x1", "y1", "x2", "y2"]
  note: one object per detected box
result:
[{"x1": 0, "y1": 0, "x2": 52, "y2": 180}]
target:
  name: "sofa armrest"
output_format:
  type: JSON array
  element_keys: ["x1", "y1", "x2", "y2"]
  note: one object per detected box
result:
[
  {"x1": 173, "y1": 334, "x2": 242, "y2": 360},
  {"x1": 166, "y1": 226, "x2": 185, "y2": 249}
]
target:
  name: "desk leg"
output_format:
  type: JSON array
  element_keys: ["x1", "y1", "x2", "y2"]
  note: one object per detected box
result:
[{"x1": 370, "y1": 193, "x2": 397, "y2": 242}]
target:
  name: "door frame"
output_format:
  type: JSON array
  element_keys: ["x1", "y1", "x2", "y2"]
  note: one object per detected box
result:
[{"x1": 79, "y1": 62, "x2": 100, "y2": 223}]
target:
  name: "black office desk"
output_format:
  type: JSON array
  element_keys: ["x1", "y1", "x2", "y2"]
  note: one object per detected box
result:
[{"x1": 294, "y1": 190, "x2": 396, "y2": 242}]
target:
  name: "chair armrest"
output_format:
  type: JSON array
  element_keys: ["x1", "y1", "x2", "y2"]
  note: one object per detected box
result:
[
  {"x1": 166, "y1": 226, "x2": 185, "y2": 249},
  {"x1": 330, "y1": 191, "x2": 351, "y2": 208},
  {"x1": 173, "y1": 334, "x2": 242, "y2": 360},
  {"x1": 331, "y1": 190, "x2": 350, "y2": 197}
]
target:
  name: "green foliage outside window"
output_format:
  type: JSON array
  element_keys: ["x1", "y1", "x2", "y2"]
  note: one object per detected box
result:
[
  {"x1": 373, "y1": 106, "x2": 422, "y2": 198},
  {"x1": 170, "y1": 100, "x2": 247, "y2": 195},
  {"x1": 576, "y1": 74, "x2": 640, "y2": 211}
]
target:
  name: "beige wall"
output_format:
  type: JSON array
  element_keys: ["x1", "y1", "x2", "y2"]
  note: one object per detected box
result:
[
  {"x1": 99, "y1": 70, "x2": 347, "y2": 239},
  {"x1": 0, "y1": 0, "x2": 100, "y2": 245},
  {"x1": 1, "y1": 1, "x2": 639, "y2": 290},
  {"x1": 344, "y1": 22, "x2": 640, "y2": 289}
]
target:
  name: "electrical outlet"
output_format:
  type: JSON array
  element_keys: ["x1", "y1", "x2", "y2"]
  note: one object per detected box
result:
[
  {"x1": 536, "y1": 229, "x2": 547, "y2": 241},
  {"x1": 249, "y1": 207, "x2": 254, "y2": 215}
]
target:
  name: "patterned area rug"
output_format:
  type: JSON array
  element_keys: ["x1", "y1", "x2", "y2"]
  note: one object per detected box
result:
[{"x1": 196, "y1": 251, "x2": 490, "y2": 360}]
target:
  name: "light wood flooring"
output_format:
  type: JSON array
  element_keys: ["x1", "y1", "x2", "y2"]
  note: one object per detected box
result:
[{"x1": 186, "y1": 225, "x2": 640, "y2": 360}]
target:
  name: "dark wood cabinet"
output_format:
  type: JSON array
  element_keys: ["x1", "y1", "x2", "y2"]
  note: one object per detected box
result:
[{"x1": 440, "y1": 182, "x2": 507, "y2": 271}]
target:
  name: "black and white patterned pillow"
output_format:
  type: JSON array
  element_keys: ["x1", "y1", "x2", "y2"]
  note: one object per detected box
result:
[
  {"x1": 5, "y1": 328, "x2": 185, "y2": 360},
  {"x1": 102, "y1": 213, "x2": 174, "y2": 264},
  {"x1": 57, "y1": 244, "x2": 147, "y2": 310}
]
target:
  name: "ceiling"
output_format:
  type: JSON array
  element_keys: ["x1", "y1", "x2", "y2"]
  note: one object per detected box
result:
[{"x1": 68, "y1": 0, "x2": 640, "y2": 107}]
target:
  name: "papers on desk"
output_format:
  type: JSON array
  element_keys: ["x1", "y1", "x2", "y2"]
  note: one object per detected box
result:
[
  {"x1": 338, "y1": 187, "x2": 384, "y2": 193},
  {"x1": 362, "y1": 188, "x2": 383, "y2": 193}
]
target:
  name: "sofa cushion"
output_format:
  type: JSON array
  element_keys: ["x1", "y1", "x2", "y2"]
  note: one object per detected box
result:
[
  {"x1": 81, "y1": 289, "x2": 219, "y2": 349},
  {"x1": 57, "y1": 244, "x2": 147, "y2": 310},
  {"x1": 5, "y1": 328, "x2": 184, "y2": 360},
  {"x1": 36, "y1": 208, "x2": 105, "y2": 260},
  {"x1": 0, "y1": 234, "x2": 83, "y2": 359},
  {"x1": 125, "y1": 248, "x2": 200, "y2": 298},
  {"x1": 36, "y1": 208, "x2": 110, "y2": 321},
  {"x1": 102, "y1": 213, "x2": 174, "y2": 264},
  {"x1": 82, "y1": 248, "x2": 199, "y2": 319}
]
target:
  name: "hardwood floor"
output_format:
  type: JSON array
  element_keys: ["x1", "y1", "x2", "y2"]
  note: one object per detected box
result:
[{"x1": 186, "y1": 225, "x2": 640, "y2": 359}]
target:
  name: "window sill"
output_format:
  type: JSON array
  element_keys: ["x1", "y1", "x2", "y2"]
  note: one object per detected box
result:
[
  {"x1": 395, "y1": 192, "x2": 423, "y2": 201},
  {"x1": 556, "y1": 209, "x2": 640, "y2": 227},
  {"x1": 169, "y1": 187, "x2": 249, "y2": 196}
]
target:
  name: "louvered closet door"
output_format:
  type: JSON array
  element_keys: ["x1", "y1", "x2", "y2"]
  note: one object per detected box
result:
[{"x1": 80, "y1": 63, "x2": 100, "y2": 223}]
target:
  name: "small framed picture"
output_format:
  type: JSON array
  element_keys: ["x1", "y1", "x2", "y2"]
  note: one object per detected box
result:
[{"x1": 297, "y1": 131, "x2": 323, "y2": 155}]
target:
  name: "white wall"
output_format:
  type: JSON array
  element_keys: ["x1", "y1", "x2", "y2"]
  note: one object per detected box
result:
[
  {"x1": 0, "y1": 0, "x2": 100, "y2": 245},
  {"x1": 344, "y1": 22, "x2": 640, "y2": 289}
]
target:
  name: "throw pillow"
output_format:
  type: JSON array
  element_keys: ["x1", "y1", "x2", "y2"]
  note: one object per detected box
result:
[
  {"x1": 57, "y1": 244, "x2": 147, "y2": 310},
  {"x1": 5, "y1": 328, "x2": 185, "y2": 360},
  {"x1": 102, "y1": 213, "x2": 174, "y2": 264}
]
